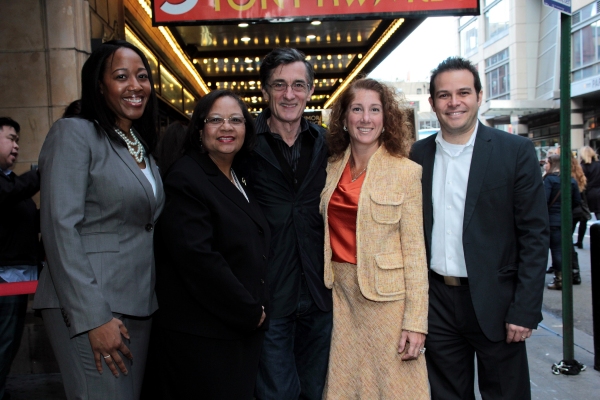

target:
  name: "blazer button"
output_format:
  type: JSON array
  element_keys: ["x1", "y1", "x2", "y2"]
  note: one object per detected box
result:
[
  {"x1": 145, "y1": 223, "x2": 154, "y2": 232},
  {"x1": 261, "y1": 279, "x2": 265, "y2": 284}
]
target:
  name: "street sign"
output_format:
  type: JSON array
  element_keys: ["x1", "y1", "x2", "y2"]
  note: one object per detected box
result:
[{"x1": 544, "y1": 0, "x2": 571, "y2": 15}]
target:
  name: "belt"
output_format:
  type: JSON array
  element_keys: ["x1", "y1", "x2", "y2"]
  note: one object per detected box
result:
[{"x1": 430, "y1": 271, "x2": 469, "y2": 286}]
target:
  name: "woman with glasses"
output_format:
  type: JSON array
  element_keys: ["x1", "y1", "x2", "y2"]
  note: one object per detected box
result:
[{"x1": 147, "y1": 90, "x2": 270, "y2": 399}]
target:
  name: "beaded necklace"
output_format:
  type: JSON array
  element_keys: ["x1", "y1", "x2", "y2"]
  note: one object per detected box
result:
[{"x1": 114, "y1": 128, "x2": 144, "y2": 163}]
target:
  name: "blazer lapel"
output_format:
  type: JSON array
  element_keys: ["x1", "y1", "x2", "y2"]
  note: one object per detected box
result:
[
  {"x1": 420, "y1": 136, "x2": 436, "y2": 252},
  {"x1": 463, "y1": 124, "x2": 493, "y2": 232},
  {"x1": 106, "y1": 134, "x2": 158, "y2": 214},
  {"x1": 254, "y1": 133, "x2": 283, "y2": 173},
  {"x1": 190, "y1": 150, "x2": 267, "y2": 230}
]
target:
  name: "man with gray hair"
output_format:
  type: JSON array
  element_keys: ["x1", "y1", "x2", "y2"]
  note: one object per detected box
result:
[{"x1": 242, "y1": 48, "x2": 332, "y2": 400}]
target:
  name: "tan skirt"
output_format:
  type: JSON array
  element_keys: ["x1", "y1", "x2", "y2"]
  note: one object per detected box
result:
[{"x1": 323, "y1": 262, "x2": 429, "y2": 400}]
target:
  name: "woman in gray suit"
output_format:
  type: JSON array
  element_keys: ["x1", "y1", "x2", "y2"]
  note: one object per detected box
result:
[{"x1": 33, "y1": 40, "x2": 164, "y2": 400}]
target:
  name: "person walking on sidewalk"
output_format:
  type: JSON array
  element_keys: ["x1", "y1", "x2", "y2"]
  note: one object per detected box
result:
[{"x1": 544, "y1": 154, "x2": 581, "y2": 290}]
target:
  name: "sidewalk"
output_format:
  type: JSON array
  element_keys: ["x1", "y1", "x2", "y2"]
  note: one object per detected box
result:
[{"x1": 6, "y1": 309, "x2": 598, "y2": 399}]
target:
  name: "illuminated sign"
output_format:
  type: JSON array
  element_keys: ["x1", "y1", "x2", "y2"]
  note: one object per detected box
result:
[{"x1": 152, "y1": 0, "x2": 480, "y2": 24}]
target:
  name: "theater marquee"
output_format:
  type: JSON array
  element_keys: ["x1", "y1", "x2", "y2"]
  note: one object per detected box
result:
[{"x1": 152, "y1": 0, "x2": 480, "y2": 25}]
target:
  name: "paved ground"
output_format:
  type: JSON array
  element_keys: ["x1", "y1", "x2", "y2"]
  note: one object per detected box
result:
[{"x1": 5, "y1": 221, "x2": 600, "y2": 398}]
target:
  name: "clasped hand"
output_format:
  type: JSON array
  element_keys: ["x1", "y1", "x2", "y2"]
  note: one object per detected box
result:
[
  {"x1": 398, "y1": 330, "x2": 426, "y2": 361},
  {"x1": 88, "y1": 317, "x2": 132, "y2": 377}
]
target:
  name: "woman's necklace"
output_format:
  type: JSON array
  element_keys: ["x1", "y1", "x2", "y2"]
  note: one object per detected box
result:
[
  {"x1": 350, "y1": 157, "x2": 367, "y2": 182},
  {"x1": 114, "y1": 127, "x2": 144, "y2": 163}
]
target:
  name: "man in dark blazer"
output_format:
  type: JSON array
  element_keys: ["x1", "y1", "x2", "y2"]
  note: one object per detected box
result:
[
  {"x1": 244, "y1": 48, "x2": 332, "y2": 400},
  {"x1": 410, "y1": 57, "x2": 549, "y2": 399},
  {"x1": 0, "y1": 117, "x2": 40, "y2": 400}
]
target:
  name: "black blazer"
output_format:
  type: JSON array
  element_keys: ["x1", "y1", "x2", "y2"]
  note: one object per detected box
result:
[
  {"x1": 410, "y1": 123, "x2": 549, "y2": 342},
  {"x1": 154, "y1": 150, "x2": 271, "y2": 340}
]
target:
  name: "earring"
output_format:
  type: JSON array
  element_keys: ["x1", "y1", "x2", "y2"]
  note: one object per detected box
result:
[
  {"x1": 343, "y1": 126, "x2": 348, "y2": 131},
  {"x1": 382, "y1": 128, "x2": 385, "y2": 133},
  {"x1": 199, "y1": 131, "x2": 203, "y2": 143}
]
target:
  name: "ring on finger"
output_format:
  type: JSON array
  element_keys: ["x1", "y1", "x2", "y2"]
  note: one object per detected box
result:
[
  {"x1": 103, "y1": 355, "x2": 111, "y2": 359},
  {"x1": 419, "y1": 348, "x2": 426, "y2": 354}
]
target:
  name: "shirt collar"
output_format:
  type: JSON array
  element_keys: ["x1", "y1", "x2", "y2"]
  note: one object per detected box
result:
[
  {"x1": 0, "y1": 167, "x2": 11, "y2": 176},
  {"x1": 435, "y1": 120, "x2": 478, "y2": 149},
  {"x1": 255, "y1": 108, "x2": 315, "y2": 139}
]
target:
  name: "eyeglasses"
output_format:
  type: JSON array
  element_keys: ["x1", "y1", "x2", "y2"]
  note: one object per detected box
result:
[
  {"x1": 266, "y1": 81, "x2": 310, "y2": 92},
  {"x1": 204, "y1": 116, "x2": 246, "y2": 126}
]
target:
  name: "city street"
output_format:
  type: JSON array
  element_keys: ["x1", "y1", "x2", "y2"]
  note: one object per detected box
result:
[{"x1": 5, "y1": 221, "x2": 600, "y2": 399}]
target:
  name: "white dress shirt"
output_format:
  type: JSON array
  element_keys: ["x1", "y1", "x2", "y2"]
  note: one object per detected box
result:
[{"x1": 430, "y1": 123, "x2": 478, "y2": 277}]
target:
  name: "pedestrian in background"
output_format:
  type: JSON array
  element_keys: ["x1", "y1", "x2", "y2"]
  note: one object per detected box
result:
[
  {"x1": 574, "y1": 151, "x2": 592, "y2": 248},
  {"x1": 579, "y1": 146, "x2": 600, "y2": 220},
  {"x1": 154, "y1": 121, "x2": 187, "y2": 176},
  {"x1": 0, "y1": 117, "x2": 40, "y2": 400},
  {"x1": 321, "y1": 78, "x2": 429, "y2": 399},
  {"x1": 33, "y1": 40, "x2": 164, "y2": 400},
  {"x1": 544, "y1": 154, "x2": 581, "y2": 290}
]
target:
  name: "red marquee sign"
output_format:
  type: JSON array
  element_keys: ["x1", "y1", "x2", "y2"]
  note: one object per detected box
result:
[{"x1": 152, "y1": 0, "x2": 480, "y2": 24}]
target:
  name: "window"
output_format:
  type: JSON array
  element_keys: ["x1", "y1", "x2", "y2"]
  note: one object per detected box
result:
[
  {"x1": 485, "y1": 49, "x2": 510, "y2": 100},
  {"x1": 416, "y1": 88, "x2": 422, "y2": 94},
  {"x1": 460, "y1": 19, "x2": 478, "y2": 57},
  {"x1": 572, "y1": 2, "x2": 600, "y2": 82},
  {"x1": 485, "y1": 0, "x2": 509, "y2": 42}
]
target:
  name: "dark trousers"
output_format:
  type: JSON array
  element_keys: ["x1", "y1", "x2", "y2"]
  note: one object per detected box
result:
[
  {"x1": 0, "y1": 293, "x2": 28, "y2": 399},
  {"x1": 255, "y1": 277, "x2": 332, "y2": 400},
  {"x1": 549, "y1": 226, "x2": 562, "y2": 272},
  {"x1": 426, "y1": 276, "x2": 531, "y2": 400}
]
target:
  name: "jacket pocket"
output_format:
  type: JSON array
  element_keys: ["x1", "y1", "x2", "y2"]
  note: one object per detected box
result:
[
  {"x1": 370, "y1": 191, "x2": 404, "y2": 224},
  {"x1": 80, "y1": 232, "x2": 120, "y2": 253},
  {"x1": 497, "y1": 262, "x2": 518, "y2": 283},
  {"x1": 374, "y1": 252, "x2": 405, "y2": 297}
]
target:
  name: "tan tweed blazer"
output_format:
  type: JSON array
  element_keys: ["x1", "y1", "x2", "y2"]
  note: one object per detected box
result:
[{"x1": 320, "y1": 146, "x2": 429, "y2": 333}]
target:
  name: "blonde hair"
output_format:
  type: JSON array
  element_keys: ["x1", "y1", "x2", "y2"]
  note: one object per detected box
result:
[
  {"x1": 571, "y1": 156, "x2": 587, "y2": 192},
  {"x1": 579, "y1": 146, "x2": 598, "y2": 164}
]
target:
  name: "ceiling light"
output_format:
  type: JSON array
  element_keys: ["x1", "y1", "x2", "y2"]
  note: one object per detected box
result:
[
  {"x1": 239, "y1": 23, "x2": 249, "y2": 27},
  {"x1": 241, "y1": 37, "x2": 251, "y2": 42},
  {"x1": 245, "y1": 57, "x2": 252, "y2": 63},
  {"x1": 193, "y1": 59, "x2": 198, "y2": 64},
  {"x1": 307, "y1": 35, "x2": 316, "y2": 40},
  {"x1": 247, "y1": 67, "x2": 254, "y2": 71},
  {"x1": 250, "y1": 86, "x2": 256, "y2": 90},
  {"x1": 311, "y1": 21, "x2": 321, "y2": 25},
  {"x1": 249, "y1": 81, "x2": 256, "y2": 84}
]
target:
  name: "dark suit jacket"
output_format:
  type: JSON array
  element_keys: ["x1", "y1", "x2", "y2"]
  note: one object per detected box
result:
[
  {"x1": 241, "y1": 110, "x2": 332, "y2": 318},
  {"x1": 0, "y1": 169, "x2": 39, "y2": 267},
  {"x1": 410, "y1": 123, "x2": 549, "y2": 342},
  {"x1": 154, "y1": 150, "x2": 271, "y2": 340}
]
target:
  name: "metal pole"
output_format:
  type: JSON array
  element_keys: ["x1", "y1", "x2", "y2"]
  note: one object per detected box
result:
[{"x1": 559, "y1": 11, "x2": 574, "y2": 363}]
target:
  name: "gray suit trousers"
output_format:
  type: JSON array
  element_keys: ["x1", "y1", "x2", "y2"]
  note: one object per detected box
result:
[{"x1": 42, "y1": 309, "x2": 151, "y2": 400}]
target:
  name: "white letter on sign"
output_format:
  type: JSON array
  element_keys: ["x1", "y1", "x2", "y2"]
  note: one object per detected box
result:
[{"x1": 160, "y1": 0, "x2": 198, "y2": 15}]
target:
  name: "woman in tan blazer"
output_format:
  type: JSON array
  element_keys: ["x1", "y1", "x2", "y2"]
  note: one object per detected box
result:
[{"x1": 321, "y1": 78, "x2": 429, "y2": 399}]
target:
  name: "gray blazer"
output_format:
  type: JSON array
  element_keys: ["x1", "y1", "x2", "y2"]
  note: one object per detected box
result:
[{"x1": 33, "y1": 118, "x2": 165, "y2": 338}]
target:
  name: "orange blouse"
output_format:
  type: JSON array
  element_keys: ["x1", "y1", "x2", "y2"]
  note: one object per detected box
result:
[{"x1": 327, "y1": 161, "x2": 365, "y2": 264}]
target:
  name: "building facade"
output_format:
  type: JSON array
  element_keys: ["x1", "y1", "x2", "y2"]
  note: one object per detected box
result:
[
  {"x1": 0, "y1": 0, "x2": 206, "y2": 177},
  {"x1": 457, "y1": 0, "x2": 600, "y2": 157}
]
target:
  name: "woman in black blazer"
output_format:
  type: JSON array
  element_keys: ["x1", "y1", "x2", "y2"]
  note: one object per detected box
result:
[{"x1": 148, "y1": 90, "x2": 270, "y2": 399}]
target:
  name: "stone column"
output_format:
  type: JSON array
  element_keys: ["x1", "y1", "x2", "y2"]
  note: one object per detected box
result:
[{"x1": 0, "y1": 0, "x2": 91, "y2": 175}]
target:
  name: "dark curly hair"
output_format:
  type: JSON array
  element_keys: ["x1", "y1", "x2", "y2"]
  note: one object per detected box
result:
[{"x1": 327, "y1": 78, "x2": 413, "y2": 160}]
